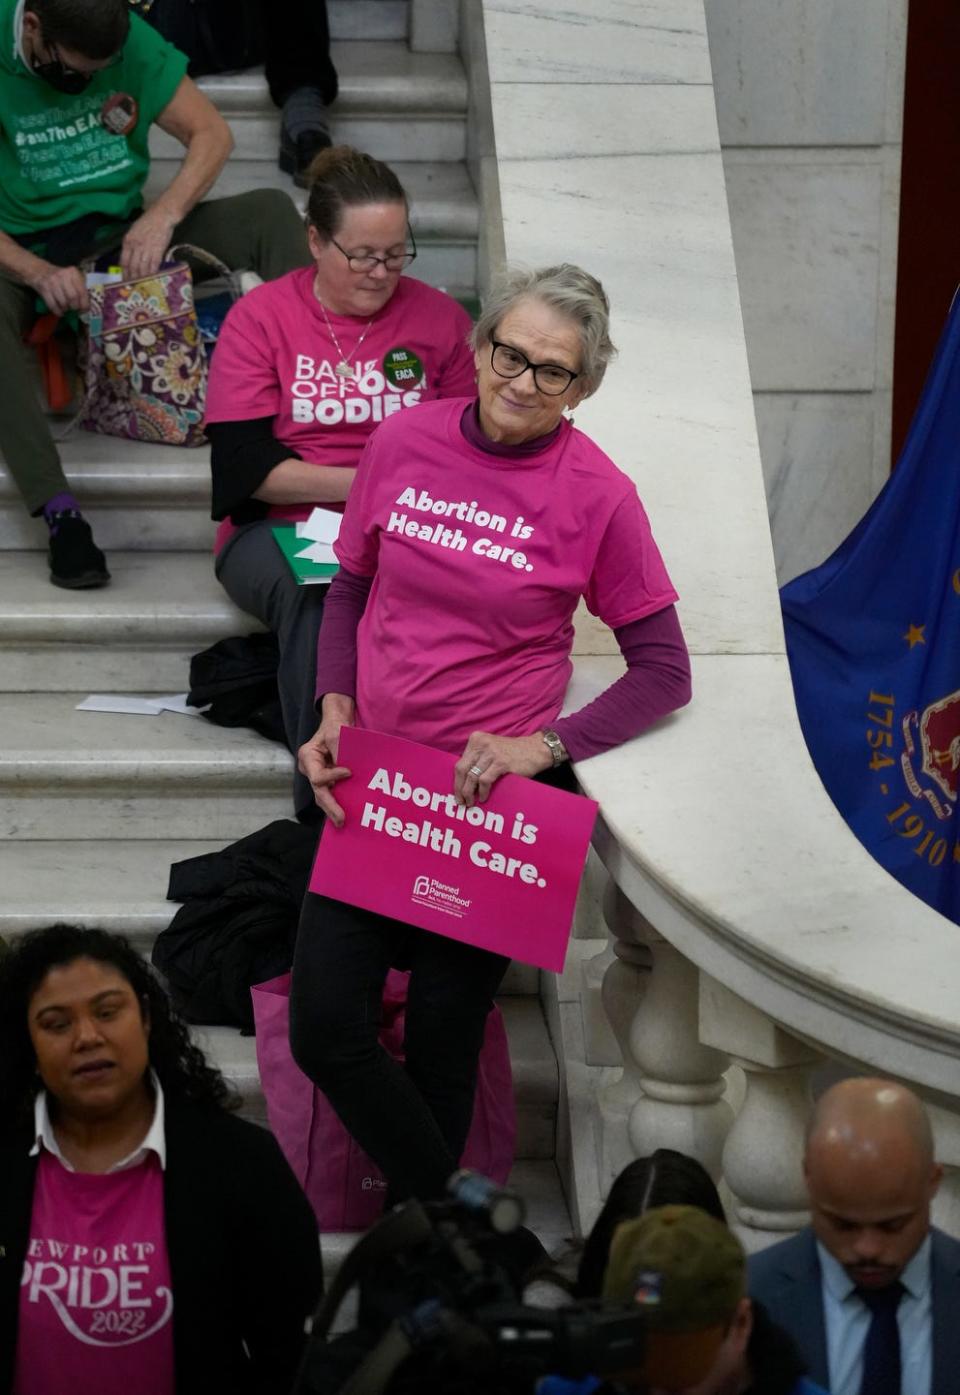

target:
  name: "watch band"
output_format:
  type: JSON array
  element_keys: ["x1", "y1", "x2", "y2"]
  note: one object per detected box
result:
[{"x1": 542, "y1": 729, "x2": 567, "y2": 766}]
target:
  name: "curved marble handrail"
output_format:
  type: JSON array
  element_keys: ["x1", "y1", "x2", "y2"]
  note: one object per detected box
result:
[{"x1": 469, "y1": 0, "x2": 960, "y2": 1099}]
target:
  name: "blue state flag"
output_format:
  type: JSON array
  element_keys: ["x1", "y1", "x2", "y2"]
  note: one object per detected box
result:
[{"x1": 782, "y1": 294, "x2": 960, "y2": 922}]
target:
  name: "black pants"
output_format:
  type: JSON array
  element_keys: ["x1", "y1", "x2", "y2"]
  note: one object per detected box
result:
[
  {"x1": 265, "y1": 0, "x2": 338, "y2": 108},
  {"x1": 290, "y1": 895, "x2": 509, "y2": 1201},
  {"x1": 289, "y1": 763, "x2": 577, "y2": 1202},
  {"x1": 215, "y1": 520, "x2": 327, "y2": 818}
]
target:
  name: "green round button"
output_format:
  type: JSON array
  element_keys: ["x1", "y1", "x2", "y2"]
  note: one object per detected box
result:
[{"x1": 383, "y1": 346, "x2": 424, "y2": 388}]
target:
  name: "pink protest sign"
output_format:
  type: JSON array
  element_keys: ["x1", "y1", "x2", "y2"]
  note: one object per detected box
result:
[{"x1": 309, "y1": 727, "x2": 598, "y2": 972}]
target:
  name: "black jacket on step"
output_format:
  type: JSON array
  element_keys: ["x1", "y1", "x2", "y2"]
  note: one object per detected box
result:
[
  {"x1": 154, "y1": 818, "x2": 319, "y2": 1031},
  {"x1": 0, "y1": 1096, "x2": 322, "y2": 1395}
]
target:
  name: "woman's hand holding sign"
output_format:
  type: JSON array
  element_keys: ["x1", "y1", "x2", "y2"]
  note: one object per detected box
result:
[
  {"x1": 298, "y1": 693, "x2": 355, "y2": 826},
  {"x1": 455, "y1": 730, "x2": 555, "y2": 807}
]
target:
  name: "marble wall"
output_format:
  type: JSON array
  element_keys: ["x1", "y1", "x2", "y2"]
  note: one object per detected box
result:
[{"x1": 704, "y1": 0, "x2": 907, "y2": 585}]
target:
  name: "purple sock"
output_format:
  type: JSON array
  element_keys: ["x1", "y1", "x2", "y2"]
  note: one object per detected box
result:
[{"x1": 43, "y1": 491, "x2": 81, "y2": 535}]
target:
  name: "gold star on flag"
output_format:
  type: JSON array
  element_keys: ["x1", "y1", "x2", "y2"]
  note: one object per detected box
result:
[{"x1": 904, "y1": 624, "x2": 926, "y2": 648}]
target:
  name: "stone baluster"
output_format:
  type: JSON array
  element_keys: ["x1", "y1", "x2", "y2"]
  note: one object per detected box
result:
[
  {"x1": 577, "y1": 851, "x2": 622, "y2": 1068},
  {"x1": 599, "y1": 881, "x2": 732, "y2": 1195},
  {"x1": 699, "y1": 976, "x2": 819, "y2": 1251}
]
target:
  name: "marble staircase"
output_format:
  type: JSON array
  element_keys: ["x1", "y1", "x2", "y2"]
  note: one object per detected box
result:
[{"x1": 0, "y1": 0, "x2": 572, "y2": 1259}]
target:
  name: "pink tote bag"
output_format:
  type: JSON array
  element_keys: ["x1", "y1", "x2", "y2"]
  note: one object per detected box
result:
[{"x1": 251, "y1": 969, "x2": 517, "y2": 1231}]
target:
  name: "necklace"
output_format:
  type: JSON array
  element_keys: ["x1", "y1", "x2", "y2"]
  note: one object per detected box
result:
[{"x1": 314, "y1": 280, "x2": 374, "y2": 379}]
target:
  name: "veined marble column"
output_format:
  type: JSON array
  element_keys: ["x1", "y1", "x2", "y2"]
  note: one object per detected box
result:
[
  {"x1": 600, "y1": 882, "x2": 732, "y2": 1194},
  {"x1": 700, "y1": 976, "x2": 818, "y2": 1251}
]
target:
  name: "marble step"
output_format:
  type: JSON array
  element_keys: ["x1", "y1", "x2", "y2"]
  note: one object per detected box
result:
[
  {"x1": 196, "y1": 995, "x2": 558, "y2": 1160},
  {"x1": 144, "y1": 158, "x2": 479, "y2": 245},
  {"x1": 0, "y1": 838, "x2": 540, "y2": 998},
  {"x1": 0, "y1": 552, "x2": 255, "y2": 691},
  {"x1": 0, "y1": 693, "x2": 292, "y2": 840},
  {"x1": 150, "y1": 44, "x2": 468, "y2": 166},
  {"x1": 144, "y1": 157, "x2": 479, "y2": 294},
  {"x1": 0, "y1": 437, "x2": 212, "y2": 553},
  {"x1": 329, "y1": 0, "x2": 409, "y2": 42},
  {"x1": 195, "y1": 44, "x2": 466, "y2": 118}
]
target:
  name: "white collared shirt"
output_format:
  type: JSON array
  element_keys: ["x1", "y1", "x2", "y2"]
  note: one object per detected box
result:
[
  {"x1": 29, "y1": 1070, "x2": 167, "y2": 1173},
  {"x1": 819, "y1": 1234, "x2": 932, "y2": 1395}
]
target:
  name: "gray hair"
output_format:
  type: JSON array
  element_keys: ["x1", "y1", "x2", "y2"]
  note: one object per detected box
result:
[{"x1": 471, "y1": 264, "x2": 617, "y2": 397}]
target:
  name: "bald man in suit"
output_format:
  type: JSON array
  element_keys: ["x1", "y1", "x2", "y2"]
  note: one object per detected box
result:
[{"x1": 749, "y1": 1079, "x2": 960, "y2": 1395}]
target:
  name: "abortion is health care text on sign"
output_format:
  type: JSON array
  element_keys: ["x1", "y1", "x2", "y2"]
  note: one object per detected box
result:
[{"x1": 309, "y1": 728, "x2": 598, "y2": 972}]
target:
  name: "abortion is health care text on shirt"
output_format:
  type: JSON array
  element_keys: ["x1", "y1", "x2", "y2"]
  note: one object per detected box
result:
[{"x1": 333, "y1": 397, "x2": 679, "y2": 757}]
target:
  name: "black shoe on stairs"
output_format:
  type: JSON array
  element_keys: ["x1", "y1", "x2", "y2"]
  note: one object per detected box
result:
[{"x1": 48, "y1": 512, "x2": 111, "y2": 589}]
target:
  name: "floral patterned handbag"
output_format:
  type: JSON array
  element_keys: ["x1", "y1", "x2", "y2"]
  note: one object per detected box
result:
[{"x1": 79, "y1": 243, "x2": 236, "y2": 447}]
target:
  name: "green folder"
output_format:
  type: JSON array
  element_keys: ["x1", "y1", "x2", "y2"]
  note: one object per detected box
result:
[{"x1": 272, "y1": 525, "x2": 340, "y2": 586}]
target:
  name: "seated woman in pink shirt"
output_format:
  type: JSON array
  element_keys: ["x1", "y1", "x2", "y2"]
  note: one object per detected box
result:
[
  {"x1": 205, "y1": 145, "x2": 475, "y2": 816},
  {"x1": 0, "y1": 924, "x2": 322, "y2": 1395},
  {"x1": 291, "y1": 263, "x2": 693, "y2": 1205}
]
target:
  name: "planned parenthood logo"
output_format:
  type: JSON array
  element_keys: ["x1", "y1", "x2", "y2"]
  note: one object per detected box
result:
[{"x1": 411, "y1": 875, "x2": 472, "y2": 919}]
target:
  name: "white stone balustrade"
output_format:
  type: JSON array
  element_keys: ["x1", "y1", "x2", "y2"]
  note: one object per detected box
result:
[{"x1": 467, "y1": 0, "x2": 960, "y2": 1251}]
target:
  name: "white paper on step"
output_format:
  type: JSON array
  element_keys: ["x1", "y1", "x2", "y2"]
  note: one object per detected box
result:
[
  {"x1": 76, "y1": 693, "x2": 208, "y2": 717},
  {"x1": 295, "y1": 507, "x2": 342, "y2": 545}
]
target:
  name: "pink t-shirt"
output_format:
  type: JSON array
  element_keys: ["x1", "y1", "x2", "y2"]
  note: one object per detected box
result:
[
  {"x1": 333, "y1": 396, "x2": 679, "y2": 753},
  {"x1": 205, "y1": 268, "x2": 475, "y2": 552},
  {"x1": 14, "y1": 1153, "x2": 174, "y2": 1395}
]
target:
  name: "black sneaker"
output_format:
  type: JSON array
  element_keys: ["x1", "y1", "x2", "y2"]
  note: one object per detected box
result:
[
  {"x1": 48, "y1": 513, "x2": 111, "y2": 589},
  {"x1": 279, "y1": 126, "x2": 333, "y2": 188},
  {"x1": 278, "y1": 88, "x2": 332, "y2": 189}
]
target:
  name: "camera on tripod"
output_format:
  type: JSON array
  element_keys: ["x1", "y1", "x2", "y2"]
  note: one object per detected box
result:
[{"x1": 292, "y1": 1170, "x2": 648, "y2": 1395}]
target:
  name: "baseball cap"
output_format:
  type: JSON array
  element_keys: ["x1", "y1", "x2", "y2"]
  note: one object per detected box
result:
[{"x1": 601, "y1": 1204, "x2": 746, "y2": 1390}]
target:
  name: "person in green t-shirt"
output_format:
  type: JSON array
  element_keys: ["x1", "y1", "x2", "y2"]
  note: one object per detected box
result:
[{"x1": 0, "y1": 0, "x2": 310, "y2": 589}]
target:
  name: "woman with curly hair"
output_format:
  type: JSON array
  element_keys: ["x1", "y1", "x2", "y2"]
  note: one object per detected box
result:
[{"x1": 0, "y1": 924, "x2": 321, "y2": 1395}]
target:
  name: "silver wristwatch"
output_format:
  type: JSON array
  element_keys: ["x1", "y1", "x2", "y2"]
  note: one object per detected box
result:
[{"x1": 541, "y1": 730, "x2": 568, "y2": 766}]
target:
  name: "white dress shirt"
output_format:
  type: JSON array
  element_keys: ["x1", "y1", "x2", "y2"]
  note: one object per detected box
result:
[
  {"x1": 29, "y1": 1070, "x2": 167, "y2": 1172},
  {"x1": 818, "y1": 1235, "x2": 932, "y2": 1395}
]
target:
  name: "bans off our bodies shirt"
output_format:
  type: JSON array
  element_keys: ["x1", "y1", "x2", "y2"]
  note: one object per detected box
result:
[
  {"x1": 13, "y1": 1097, "x2": 174, "y2": 1395},
  {"x1": 204, "y1": 267, "x2": 475, "y2": 553}
]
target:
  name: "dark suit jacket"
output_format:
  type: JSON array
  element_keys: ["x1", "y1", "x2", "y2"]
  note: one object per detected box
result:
[
  {"x1": 0, "y1": 1096, "x2": 322, "y2": 1395},
  {"x1": 748, "y1": 1224, "x2": 960, "y2": 1395}
]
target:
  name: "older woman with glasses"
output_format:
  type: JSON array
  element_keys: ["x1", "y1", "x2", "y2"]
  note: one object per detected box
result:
[
  {"x1": 205, "y1": 145, "x2": 475, "y2": 814},
  {"x1": 291, "y1": 263, "x2": 693, "y2": 1207}
]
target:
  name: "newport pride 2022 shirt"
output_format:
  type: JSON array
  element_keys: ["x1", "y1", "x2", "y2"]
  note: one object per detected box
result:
[{"x1": 14, "y1": 1152, "x2": 174, "y2": 1395}]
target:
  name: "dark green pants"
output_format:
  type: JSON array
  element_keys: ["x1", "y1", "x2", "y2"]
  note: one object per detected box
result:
[{"x1": 1, "y1": 188, "x2": 309, "y2": 514}]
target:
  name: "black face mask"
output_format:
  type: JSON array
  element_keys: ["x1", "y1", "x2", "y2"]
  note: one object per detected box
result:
[{"x1": 31, "y1": 43, "x2": 93, "y2": 94}]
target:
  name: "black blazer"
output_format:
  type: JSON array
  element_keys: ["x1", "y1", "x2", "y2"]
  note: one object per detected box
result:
[
  {"x1": 0, "y1": 1097, "x2": 322, "y2": 1395},
  {"x1": 748, "y1": 1224, "x2": 960, "y2": 1395}
]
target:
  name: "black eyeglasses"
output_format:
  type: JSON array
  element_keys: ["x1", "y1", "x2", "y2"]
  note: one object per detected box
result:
[
  {"x1": 489, "y1": 340, "x2": 580, "y2": 396},
  {"x1": 32, "y1": 35, "x2": 123, "y2": 91},
  {"x1": 55, "y1": 42, "x2": 124, "y2": 73},
  {"x1": 330, "y1": 225, "x2": 418, "y2": 273}
]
